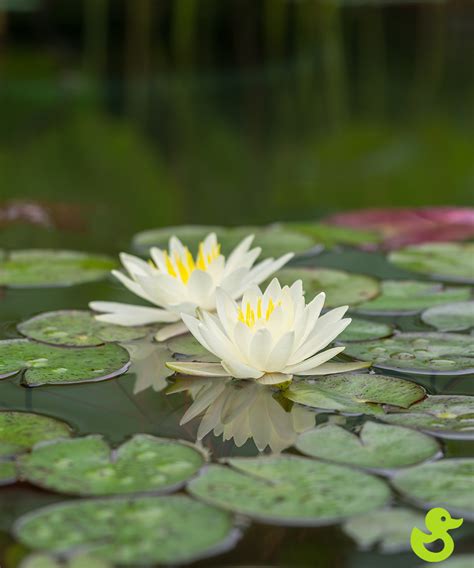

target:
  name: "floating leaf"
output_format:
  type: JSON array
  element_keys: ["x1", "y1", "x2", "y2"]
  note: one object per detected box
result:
[
  {"x1": 18, "y1": 310, "x2": 152, "y2": 347},
  {"x1": 389, "y1": 242, "x2": 474, "y2": 283},
  {"x1": 284, "y1": 374, "x2": 425, "y2": 415},
  {"x1": 342, "y1": 507, "x2": 426, "y2": 553},
  {"x1": 339, "y1": 318, "x2": 393, "y2": 342},
  {"x1": 380, "y1": 395, "x2": 474, "y2": 439},
  {"x1": 343, "y1": 332, "x2": 474, "y2": 375},
  {"x1": 166, "y1": 333, "x2": 210, "y2": 357},
  {"x1": 276, "y1": 222, "x2": 381, "y2": 248},
  {"x1": 0, "y1": 460, "x2": 16, "y2": 485},
  {"x1": 0, "y1": 250, "x2": 116, "y2": 288},
  {"x1": 15, "y1": 495, "x2": 237, "y2": 565},
  {"x1": 356, "y1": 280, "x2": 471, "y2": 315},
  {"x1": 132, "y1": 224, "x2": 316, "y2": 259},
  {"x1": 274, "y1": 268, "x2": 380, "y2": 307},
  {"x1": 20, "y1": 553, "x2": 112, "y2": 568},
  {"x1": 0, "y1": 411, "x2": 72, "y2": 457},
  {"x1": 296, "y1": 422, "x2": 439, "y2": 471},
  {"x1": 421, "y1": 302, "x2": 474, "y2": 332},
  {"x1": 416, "y1": 556, "x2": 474, "y2": 568},
  {"x1": 188, "y1": 455, "x2": 390, "y2": 525},
  {"x1": 391, "y1": 459, "x2": 474, "y2": 520},
  {"x1": 0, "y1": 339, "x2": 130, "y2": 386}
]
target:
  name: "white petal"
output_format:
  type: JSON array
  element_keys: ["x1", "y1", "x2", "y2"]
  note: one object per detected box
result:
[
  {"x1": 284, "y1": 346, "x2": 346, "y2": 374},
  {"x1": 169, "y1": 236, "x2": 186, "y2": 255},
  {"x1": 221, "y1": 359, "x2": 263, "y2": 380},
  {"x1": 166, "y1": 361, "x2": 229, "y2": 377},
  {"x1": 288, "y1": 318, "x2": 351, "y2": 365},
  {"x1": 267, "y1": 331, "x2": 294, "y2": 371},
  {"x1": 257, "y1": 373, "x2": 292, "y2": 385},
  {"x1": 154, "y1": 321, "x2": 189, "y2": 341},
  {"x1": 89, "y1": 302, "x2": 178, "y2": 325},
  {"x1": 299, "y1": 360, "x2": 371, "y2": 375},
  {"x1": 249, "y1": 329, "x2": 274, "y2": 370},
  {"x1": 180, "y1": 314, "x2": 214, "y2": 354},
  {"x1": 224, "y1": 234, "x2": 255, "y2": 272},
  {"x1": 186, "y1": 269, "x2": 214, "y2": 304},
  {"x1": 111, "y1": 270, "x2": 156, "y2": 304}
]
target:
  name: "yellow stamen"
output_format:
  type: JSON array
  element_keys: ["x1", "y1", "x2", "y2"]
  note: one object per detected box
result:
[
  {"x1": 164, "y1": 252, "x2": 176, "y2": 277},
  {"x1": 266, "y1": 299, "x2": 275, "y2": 320},
  {"x1": 257, "y1": 298, "x2": 262, "y2": 319},
  {"x1": 158, "y1": 239, "x2": 222, "y2": 282}
]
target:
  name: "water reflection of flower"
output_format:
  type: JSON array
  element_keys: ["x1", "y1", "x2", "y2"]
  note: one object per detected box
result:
[
  {"x1": 168, "y1": 377, "x2": 315, "y2": 453},
  {"x1": 124, "y1": 340, "x2": 173, "y2": 394}
]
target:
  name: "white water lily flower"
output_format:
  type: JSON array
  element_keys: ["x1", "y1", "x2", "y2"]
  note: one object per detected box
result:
[
  {"x1": 90, "y1": 233, "x2": 292, "y2": 341},
  {"x1": 167, "y1": 278, "x2": 369, "y2": 382}
]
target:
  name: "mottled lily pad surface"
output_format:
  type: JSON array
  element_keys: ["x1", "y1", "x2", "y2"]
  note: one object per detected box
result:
[
  {"x1": 421, "y1": 301, "x2": 474, "y2": 332},
  {"x1": 391, "y1": 459, "x2": 474, "y2": 520},
  {"x1": 19, "y1": 434, "x2": 205, "y2": 496},
  {"x1": 132, "y1": 224, "x2": 316, "y2": 258},
  {"x1": 296, "y1": 422, "x2": 439, "y2": 471},
  {"x1": 356, "y1": 280, "x2": 471, "y2": 315},
  {"x1": 0, "y1": 250, "x2": 116, "y2": 288},
  {"x1": 338, "y1": 318, "x2": 393, "y2": 342},
  {"x1": 343, "y1": 508, "x2": 426, "y2": 553},
  {"x1": 380, "y1": 395, "x2": 474, "y2": 439},
  {"x1": 15, "y1": 495, "x2": 236, "y2": 565},
  {"x1": 389, "y1": 242, "x2": 474, "y2": 283},
  {"x1": 284, "y1": 374, "x2": 425, "y2": 415},
  {"x1": 276, "y1": 222, "x2": 381, "y2": 248},
  {"x1": 18, "y1": 310, "x2": 152, "y2": 347},
  {"x1": 275, "y1": 267, "x2": 380, "y2": 307},
  {"x1": 344, "y1": 332, "x2": 474, "y2": 375},
  {"x1": 20, "y1": 553, "x2": 112, "y2": 568},
  {"x1": 0, "y1": 339, "x2": 130, "y2": 386},
  {"x1": 188, "y1": 456, "x2": 390, "y2": 525},
  {"x1": 0, "y1": 460, "x2": 16, "y2": 485},
  {"x1": 0, "y1": 411, "x2": 72, "y2": 457}
]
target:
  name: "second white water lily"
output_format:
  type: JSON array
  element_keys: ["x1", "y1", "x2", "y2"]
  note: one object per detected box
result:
[{"x1": 168, "y1": 278, "x2": 369, "y2": 383}]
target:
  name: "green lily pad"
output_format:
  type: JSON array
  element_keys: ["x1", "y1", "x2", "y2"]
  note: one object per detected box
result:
[
  {"x1": 21, "y1": 553, "x2": 112, "y2": 568},
  {"x1": 380, "y1": 395, "x2": 474, "y2": 439},
  {"x1": 274, "y1": 268, "x2": 380, "y2": 307},
  {"x1": 19, "y1": 434, "x2": 205, "y2": 496},
  {"x1": 166, "y1": 333, "x2": 210, "y2": 357},
  {"x1": 356, "y1": 280, "x2": 471, "y2": 315},
  {"x1": 421, "y1": 302, "x2": 474, "y2": 332},
  {"x1": 188, "y1": 455, "x2": 390, "y2": 526},
  {"x1": 132, "y1": 224, "x2": 316, "y2": 259},
  {"x1": 0, "y1": 250, "x2": 116, "y2": 288},
  {"x1": 296, "y1": 422, "x2": 439, "y2": 471},
  {"x1": 389, "y1": 242, "x2": 474, "y2": 283},
  {"x1": 0, "y1": 339, "x2": 130, "y2": 386},
  {"x1": 277, "y1": 222, "x2": 381, "y2": 248},
  {"x1": 343, "y1": 332, "x2": 474, "y2": 375},
  {"x1": 18, "y1": 310, "x2": 152, "y2": 347},
  {"x1": 391, "y1": 459, "x2": 474, "y2": 520},
  {"x1": 339, "y1": 318, "x2": 393, "y2": 342},
  {"x1": 0, "y1": 460, "x2": 16, "y2": 485},
  {"x1": 416, "y1": 557, "x2": 474, "y2": 568},
  {"x1": 284, "y1": 373, "x2": 426, "y2": 415},
  {"x1": 15, "y1": 495, "x2": 237, "y2": 565},
  {"x1": 343, "y1": 507, "x2": 426, "y2": 553},
  {"x1": 0, "y1": 411, "x2": 72, "y2": 457}
]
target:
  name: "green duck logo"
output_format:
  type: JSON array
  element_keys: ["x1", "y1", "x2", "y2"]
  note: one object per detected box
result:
[{"x1": 411, "y1": 507, "x2": 463, "y2": 563}]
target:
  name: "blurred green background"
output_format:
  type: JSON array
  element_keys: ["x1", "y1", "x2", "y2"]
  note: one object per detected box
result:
[{"x1": 1, "y1": 0, "x2": 473, "y2": 251}]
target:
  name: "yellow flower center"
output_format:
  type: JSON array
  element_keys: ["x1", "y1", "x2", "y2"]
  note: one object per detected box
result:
[
  {"x1": 237, "y1": 298, "x2": 280, "y2": 328},
  {"x1": 153, "y1": 241, "x2": 221, "y2": 283}
]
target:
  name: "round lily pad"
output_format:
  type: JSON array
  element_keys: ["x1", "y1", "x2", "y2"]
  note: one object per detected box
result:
[
  {"x1": 20, "y1": 553, "x2": 112, "y2": 568},
  {"x1": 0, "y1": 411, "x2": 72, "y2": 457},
  {"x1": 274, "y1": 267, "x2": 380, "y2": 307},
  {"x1": 343, "y1": 332, "x2": 474, "y2": 375},
  {"x1": 380, "y1": 395, "x2": 474, "y2": 439},
  {"x1": 19, "y1": 434, "x2": 205, "y2": 496},
  {"x1": 283, "y1": 373, "x2": 426, "y2": 415},
  {"x1": 421, "y1": 301, "x2": 474, "y2": 332},
  {"x1": 356, "y1": 280, "x2": 471, "y2": 315},
  {"x1": 0, "y1": 250, "x2": 116, "y2": 288},
  {"x1": 338, "y1": 318, "x2": 393, "y2": 342},
  {"x1": 389, "y1": 242, "x2": 474, "y2": 283},
  {"x1": 391, "y1": 458, "x2": 474, "y2": 520},
  {"x1": 277, "y1": 222, "x2": 381, "y2": 248},
  {"x1": 132, "y1": 224, "x2": 316, "y2": 259},
  {"x1": 188, "y1": 455, "x2": 390, "y2": 526},
  {"x1": 0, "y1": 339, "x2": 130, "y2": 387},
  {"x1": 296, "y1": 422, "x2": 439, "y2": 471},
  {"x1": 342, "y1": 507, "x2": 426, "y2": 553},
  {"x1": 18, "y1": 310, "x2": 152, "y2": 347},
  {"x1": 15, "y1": 495, "x2": 237, "y2": 565},
  {"x1": 0, "y1": 460, "x2": 16, "y2": 485}
]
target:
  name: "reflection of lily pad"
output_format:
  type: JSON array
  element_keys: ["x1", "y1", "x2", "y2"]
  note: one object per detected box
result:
[
  {"x1": 19, "y1": 434, "x2": 205, "y2": 496},
  {"x1": 284, "y1": 374, "x2": 425, "y2": 415},
  {"x1": 421, "y1": 302, "x2": 474, "y2": 332},
  {"x1": 343, "y1": 332, "x2": 474, "y2": 375},
  {"x1": 339, "y1": 319, "x2": 393, "y2": 342},
  {"x1": 391, "y1": 459, "x2": 474, "y2": 520},
  {"x1": 274, "y1": 268, "x2": 380, "y2": 307},
  {"x1": 343, "y1": 507, "x2": 426, "y2": 553},
  {"x1": 0, "y1": 460, "x2": 16, "y2": 485},
  {"x1": 0, "y1": 339, "x2": 130, "y2": 386},
  {"x1": 296, "y1": 422, "x2": 439, "y2": 471},
  {"x1": 380, "y1": 395, "x2": 474, "y2": 439},
  {"x1": 0, "y1": 411, "x2": 72, "y2": 457},
  {"x1": 356, "y1": 280, "x2": 471, "y2": 315},
  {"x1": 188, "y1": 456, "x2": 390, "y2": 525},
  {"x1": 15, "y1": 495, "x2": 237, "y2": 565},
  {"x1": 389, "y1": 242, "x2": 474, "y2": 283},
  {"x1": 0, "y1": 250, "x2": 116, "y2": 288},
  {"x1": 18, "y1": 310, "x2": 152, "y2": 347},
  {"x1": 132, "y1": 224, "x2": 316, "y2": 259}
]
